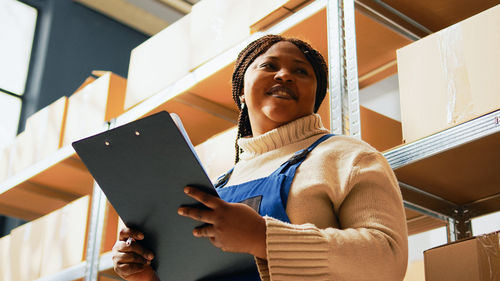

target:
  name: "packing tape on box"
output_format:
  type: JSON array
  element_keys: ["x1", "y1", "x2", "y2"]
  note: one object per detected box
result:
[
  {"x1": 438, "y1": 25, "x2": 474, "y2": 125},
  {"x1": 477, "y1": 232, "x2": 500, "y2": 280}
]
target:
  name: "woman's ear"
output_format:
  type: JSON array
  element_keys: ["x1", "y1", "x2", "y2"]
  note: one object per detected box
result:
[{"x1": 239, "y1": 94, "x2": 245, "y2": 104}]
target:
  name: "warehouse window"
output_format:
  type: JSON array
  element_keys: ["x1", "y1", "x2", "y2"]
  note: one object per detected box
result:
[{"x1": 0, "y1": 0, "x2": 37, "y2": 147}]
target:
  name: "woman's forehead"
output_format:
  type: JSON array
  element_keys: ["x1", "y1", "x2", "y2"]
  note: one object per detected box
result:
[{"x1": 257, "y1": 41, "x2": 309, "y2": 64}]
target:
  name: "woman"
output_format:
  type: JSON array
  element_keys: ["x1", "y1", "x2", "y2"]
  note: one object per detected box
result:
[{"x1": 112, "y1": 35, "x2": 408, "y2": 281}]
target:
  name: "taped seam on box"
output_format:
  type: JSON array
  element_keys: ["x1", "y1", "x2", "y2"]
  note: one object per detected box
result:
[
  {"x1": 438, "y1": 25, "x2": 474, "y2": 125},
  {"x1": 477, "y1": 232, "x2": 500, "y2": 281}
]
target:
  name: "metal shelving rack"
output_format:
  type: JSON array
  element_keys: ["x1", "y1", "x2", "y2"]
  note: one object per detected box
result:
[{"x1": 2, "y1": 0, "x2": 499, "y2": 280}]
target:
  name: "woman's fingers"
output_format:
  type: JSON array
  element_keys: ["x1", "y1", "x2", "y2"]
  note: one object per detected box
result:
[
  {"x1": 115, "y1": 240, "x2": 155, "y2": 261},
  {"x1": 112, "y1": 229, "x2": 156, "y2": 280},
  {"x1": 178, "y1": 186, "x2": 228, "y2": 224},
  {"x1": 119, "y1": 227, "x2": 145, "y2": 241},
  {"x1": 193, "y1": 224, "x2": 215, "y2": 237},
  {"x1": 178, "y1": 206, "x2": 216, "y2": 224},
  {"x1": 183, "y1": 186, "x2": 223, "y2": 209},
  {"x1": 115, "y1": 262, "x2": 148, "y2": 277},
  {"x1": 113, "y1": 251, "x2": 151, "y2": 265}
]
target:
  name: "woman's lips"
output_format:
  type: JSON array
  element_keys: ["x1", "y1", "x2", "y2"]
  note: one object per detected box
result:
[{"x1": 266, "y1": 85, "x2": 297, "y2": 100}]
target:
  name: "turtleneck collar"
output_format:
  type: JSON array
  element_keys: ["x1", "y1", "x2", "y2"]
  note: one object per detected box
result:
[{"x1": 238, "y1": 114, "x2": 329, "y2": 160}]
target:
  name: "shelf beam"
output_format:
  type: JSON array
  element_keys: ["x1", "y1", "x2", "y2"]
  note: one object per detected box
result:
[
  {"x1": 0, "y1": 145, "x2": 76, "y2": 195},
  {"x1": 354, "y1": 0, "x2": 431, "y2": 41},
  {"x1": 22, "y1": 181, "x2": 82, "y2": 202},
  {"x1": 384, "y1": 110, "x2": 500, "y2": 170},
  {"x1": 464, "y1": 192, "x2": 500, "y2": 218},
  {"x1": 0, "y1": 203, "x2": 42, "y2": 221},
  {"x1": 400, "y1": 181, "x2": 457, "y2": 221},
  {"x1": 34, "y1": 262, "x2": 86, "y2": 281}
]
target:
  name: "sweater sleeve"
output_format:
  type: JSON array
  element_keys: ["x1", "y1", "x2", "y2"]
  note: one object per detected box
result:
[{"x1": 257, "y1": 152, "x2": 408, "y2": 281}]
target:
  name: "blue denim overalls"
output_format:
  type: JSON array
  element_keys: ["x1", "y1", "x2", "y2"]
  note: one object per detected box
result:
[{"x1": 213, "y1": 134, "x2": 334, "y2": 280}]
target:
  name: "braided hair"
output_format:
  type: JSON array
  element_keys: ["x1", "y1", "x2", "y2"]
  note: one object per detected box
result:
[{"x1": 232, "y1": 34, "x2": 328, "y2": 163}]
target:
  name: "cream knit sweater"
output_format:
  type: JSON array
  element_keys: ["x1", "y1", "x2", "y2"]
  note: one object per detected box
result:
[{"x1": 226, "y1": 114, "x2": 408, "y2": 281}]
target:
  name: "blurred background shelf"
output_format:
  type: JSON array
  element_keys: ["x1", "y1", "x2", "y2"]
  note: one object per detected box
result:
[{"x1": 0, "y1": 145, "x2": 93, "y2": 220}]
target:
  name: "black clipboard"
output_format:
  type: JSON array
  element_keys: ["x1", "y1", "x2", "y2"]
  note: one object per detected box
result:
[{"x1": 72, "y1": 111, "x2": 256, "y2": 281}]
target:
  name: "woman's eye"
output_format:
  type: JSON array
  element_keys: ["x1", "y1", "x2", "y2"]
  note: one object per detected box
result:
[
  {"x1": 260, "y1": 62, "x2": 276, "y2": 70},
  {"x1": 296, "y1": 68, "x2": 308, "y2": 75}
]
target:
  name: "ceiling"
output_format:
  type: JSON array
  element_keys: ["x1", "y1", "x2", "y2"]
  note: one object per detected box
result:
[{"x1": 73, "y1": 0, "x2": 199, "y2": 36}]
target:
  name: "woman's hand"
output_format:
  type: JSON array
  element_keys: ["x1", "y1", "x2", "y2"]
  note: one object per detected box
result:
[
  {"x1": 112, "y1": 227, "x2": 158, "y2": 281},
  {"x1": 178, "y1": 186, "x2": 267, "y2": 259}
]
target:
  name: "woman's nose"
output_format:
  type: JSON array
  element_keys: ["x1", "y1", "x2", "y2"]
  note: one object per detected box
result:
[{"x1": 274, "y1": 69, "x2": 294, "y2": 83}]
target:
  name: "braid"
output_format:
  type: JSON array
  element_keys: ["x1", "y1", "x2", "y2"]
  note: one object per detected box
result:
[{"x1": 231, "y1": 35, "x2": 328, "y2": 163}]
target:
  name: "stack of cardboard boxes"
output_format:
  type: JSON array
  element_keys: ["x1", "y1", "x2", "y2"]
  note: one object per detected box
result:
[
  {"x1": 0, "y1": 71, "x2": 126, "y2": 184},
  {"x1": 0, "y1": 71, "x2": 125, "y2": 280},
  {"x1": 396, "y1": 4, "x2": 500, "y2": 281},
  {"x1": 1, "y1": 196, "x2": 89, "y2": 281}
]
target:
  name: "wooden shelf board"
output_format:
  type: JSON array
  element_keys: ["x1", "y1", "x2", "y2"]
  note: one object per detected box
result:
[
  {"x1": 395, "y1": 132, "x2": 500, "y2": 209},
  {"x1": 382, "y1": 0, "x2": 500, "y2": 32},
  {"x1": 355, "y1": 10, "x2": 412, "y2": 80},
  {"x1": 0, "y1": 145, "x2": 94, "y2": 220},
  {"x1": 406, "y1": 208, "x2": 447, "y2": 236},
  {"x1": 187, "y1": 62, "x2": 236, "y2": 110},
  {"x1": 134, "y1": 99, "x2": 237, "y2": 146}
]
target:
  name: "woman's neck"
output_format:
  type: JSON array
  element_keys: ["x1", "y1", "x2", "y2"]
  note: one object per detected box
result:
[{"x1": 238, "y1": 114, "x2": 329, "y2": 159}]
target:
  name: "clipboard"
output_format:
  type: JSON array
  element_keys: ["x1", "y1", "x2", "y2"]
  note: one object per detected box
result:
[{"x1": 72, "y1": 111, "x2": 257, "y2": 281}]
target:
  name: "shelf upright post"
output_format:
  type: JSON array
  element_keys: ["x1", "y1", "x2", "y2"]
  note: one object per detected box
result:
[
  {"x1": 84, "y1": 181, "x2": 108, "y2": 281},
  {"x1": 446, "y1": 207, "x2": 473, "y2": 242},
  {"x1": 84, "y1": 121, "x2": 115, "y2": 281},
  {"x1": 326, "y1": 0, "x2": 361, "y2": 138}
]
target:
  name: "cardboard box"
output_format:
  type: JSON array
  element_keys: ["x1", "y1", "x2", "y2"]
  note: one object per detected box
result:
[
  {"x1": 125, "y1": 13, "x2": 193, "y2": 110},
  {"x1": 194, "y1": 127, "x2": 237, "y2": 181},
  {"x1": 424, "y1": 231, "x2": 500, "y2": 281},
  {"x1": 63, "y1": 72, "x2": 126, "y2": 146},
  {"x1": 10, "y1": 130, "x2": 36, "y2": 174},
  {"x1": 9, "y1": 219, "x2": 45, "y2": 281},
  {"x1": 10, "y1": 95, "x2": 67, "y2": 173},
  {"x1": 125, "y1": 0, "x2": 300, "y2": 110},
  {"x1": 397, "y1": 4, "x2": 500, "y2": 143},
  {"x1": 0, "y1": 235, "x2": 12, "y2": 281},
  {"x1": 39, "y1": 195, "x2": 90, "y2": 277},
  {"x1": 189, "y1": 0, "x2": 293, "y2": 69},
  {"x1": 25, "y1": 96, "x2": 68, "y2": 162},
  {"x1": 0, "y1": 145, "x2": 11, "y2": 182}
]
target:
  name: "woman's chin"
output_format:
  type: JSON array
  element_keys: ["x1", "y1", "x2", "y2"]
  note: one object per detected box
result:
[{"x1": 264, "y1": 112, "x2": 303, "y2": 126}]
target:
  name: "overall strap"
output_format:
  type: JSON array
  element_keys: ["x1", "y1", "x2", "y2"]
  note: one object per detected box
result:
[
  {"x1": 275, "y1": 134, "x2": 334, "y2": 175},
  {"x1": 275, "y1": 134, "x2": 334, "y2": 208},
  {"x1": 214, "y1": 167, "x2": 234, "y2": 189}
]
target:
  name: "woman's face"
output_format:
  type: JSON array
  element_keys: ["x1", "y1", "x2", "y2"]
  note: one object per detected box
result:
[{"x1": 242, "y1": 41, "x2": 317, "y2": 136}]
